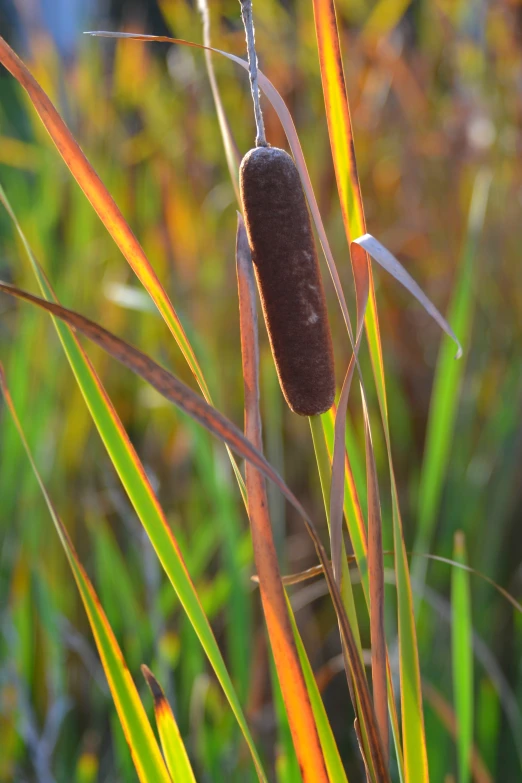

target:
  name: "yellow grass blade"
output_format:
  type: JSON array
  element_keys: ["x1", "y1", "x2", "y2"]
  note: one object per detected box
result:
[
  {"x1": 0, "y1": 368, "x2": 171, "y2": 783},
  {"x1": 142, "y1": 666, "x2": 197, "y2": 783},
  {"x1": 311, "y1": 3, "x2": 429, "y2": 780},
  {"x1": 0, "y1": 188, "x2": 266, "y2": 783}
]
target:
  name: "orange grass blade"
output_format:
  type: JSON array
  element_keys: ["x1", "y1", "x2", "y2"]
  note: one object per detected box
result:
[
  {"x1": 0, "y1": 368, "x2": 171, "y2": 783},
  {"x1": 236, "y1": 214, "x2": 329, "y2": 783},
  {"x1": 142, "y1": 665, "x2": 196, "y2": 783},
  {"x1": 0, "y1": 278, "x2": 391, "y2": 782},
  {"x1": 311, "y1": 4, "x2": 429, "y2": 780}
]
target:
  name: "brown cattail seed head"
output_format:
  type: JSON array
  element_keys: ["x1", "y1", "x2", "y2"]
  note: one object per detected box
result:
[{"x1": 240, "y1": 146, "x2": 335, "y2": 416}]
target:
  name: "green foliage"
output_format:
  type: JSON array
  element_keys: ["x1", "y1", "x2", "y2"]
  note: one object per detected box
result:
[{"x1": 1, "y1": 1, "x2": 521, "y2": 781}]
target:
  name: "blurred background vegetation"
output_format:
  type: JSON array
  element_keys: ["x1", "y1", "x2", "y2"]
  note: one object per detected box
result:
[{"x1": 0, "y1": 0, "x2": 521, "y2": 780}]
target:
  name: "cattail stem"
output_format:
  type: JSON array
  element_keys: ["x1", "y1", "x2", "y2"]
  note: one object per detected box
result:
[{"x1": 239, "y1": 0, "x2": 267, "y2": 147}]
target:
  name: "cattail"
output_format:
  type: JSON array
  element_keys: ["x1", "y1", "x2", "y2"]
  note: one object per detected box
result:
[{"x1": 240, "y1": 145, "x2": 335, "y2": 416}]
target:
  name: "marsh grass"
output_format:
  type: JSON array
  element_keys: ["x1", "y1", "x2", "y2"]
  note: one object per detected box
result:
[{"x1": 0, "y1": 1, "x2": 521, "y2": 782}]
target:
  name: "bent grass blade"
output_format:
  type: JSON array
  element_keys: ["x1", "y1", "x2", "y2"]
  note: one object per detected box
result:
[
  {"x1": 0, "y1": 191, "x2": 267, "y2": 783},
  {"x1": 0, "y1": 368, "x2": 171, "y2": 783},
  {"x1": 0, "y1": 34, "x2": 246, "y2": 506},
  {"x1": 0, "y1": 279, "x2": 391, "y2": 782}
]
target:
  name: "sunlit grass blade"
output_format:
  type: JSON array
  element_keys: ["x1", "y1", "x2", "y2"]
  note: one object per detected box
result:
[
  {"x1": 236, "y1": 214, "x2": 329, "y2": 782},
  {"x1": 415, "y1": 171, "x2": 491, "y2": 581},
  {"x1": 309, "y1": 414, "x2": 363, "y2": 665},
  {"x1": 452, "y1": 532, "x2": 473, "y2": 783},
  {"x1": 142, "y1": 665, "x2": 196, "y2": 783},
  {"x1": 311, "y1": 3, "x2": 429, "y2": 780},
  {"x1": 288, "y1": 601, "x2": 350, "y2": 783},
  {"x1": 0, "y1": 280, "x2": 390, "y2": 781},
  {"x1": 0, "y1": 367, "x2": 171, "y2": 783},
  {"x1": 322, "y1": 408, "x2": 368, "y2": 581},
  {"x1": 423, "y1": 682, "x2": 491, "y2": 783},
  {"x1": 0, "y1": 34, "x2": 246, "y2": 506},
  {"x1": 362, "y1": 396, "x2": 388, "y2": 762},
  {"x1": 0, "y1": 193, "x2": 267, "y2": 783}
]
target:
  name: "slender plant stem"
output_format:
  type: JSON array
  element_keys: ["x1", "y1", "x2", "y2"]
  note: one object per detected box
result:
[{"x1": 239, "y1": 0, "x2": 267, "y2": 147}]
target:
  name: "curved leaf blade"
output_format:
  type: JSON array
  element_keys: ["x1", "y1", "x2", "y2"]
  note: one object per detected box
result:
[
  {"x1": 0, "y1": 368, "x2": 171, "y2": 783},
  {"x1": 0, "y1": 278, "x2": 390, "y2": 782},
  {"x1": 0, "y1": 34, "x2": 247, "y2": 505},
  {"x1": 0, "y1": 194, "x2": 266, "y2": 783}
]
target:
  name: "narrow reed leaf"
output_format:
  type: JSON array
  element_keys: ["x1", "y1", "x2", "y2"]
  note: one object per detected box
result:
[
  {"x1": 0, "y1": 279, "x2": 391, "y2": 782},
  {"x1": 197, "y1": 0, "x2": 242, "y2": 202},
  {"x1": 309, "y1": 412, "x2": 364, "y2": 673},
  {"x1": 322, "y1": 408, "x2": 368, "y2": 582},
  {"x1": 142, "y1": 665, "x2": 196, "y2": 783},
  {"x1": 0, "y1": 279, "x2": 315, "y2": 516},
  {"x1": 328, "y1": 241, "x2": 368, "y2": 600},
  {"x1": 362, "y1": 397, "x2": 388, "y2": 763},
  {"x1": 0, "y1": 195, "x2": 267, "y2": 783},
  {"x1": 452, "y1": 533, "x2": 473, "y2": 783},
  {"x1": 236, "y1": 213, "x2": 329, "y2": 782},
  {"x1": 311, "y1": 4, "x2": 429, "y2": 780},
  {"x1": 423, "y1": 682, "x2": 491, "y2": 783},
  {"x1": 415, "y1": 171, "x2": 491, "y2": 584},
  {"x1": 352, "y1": 234, "x2": 462, "y2": 358},
  {"x1": 0, "y1": 368, "x2": 171, "y2": 783}
]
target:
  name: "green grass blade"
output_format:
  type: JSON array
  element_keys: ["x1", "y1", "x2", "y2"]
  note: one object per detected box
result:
[
  {"x1": 0, "y1": 368, "x2": 171, "y2": 783},
  {"x1": 0, "y1": 186, "x2": 267, "y2": 783},
  {"x1": 310, "y1": 414, "x2": 363, "y2": 661},
  {"x1": 415, "y1": 171, "x2": 491, "y2": 577},
  {"x1": 452, "y1": 532, "x2": 473, "y2": 783},
  {"x1": 0, "y1": 33, "x2": 248, "y2": 507}
]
